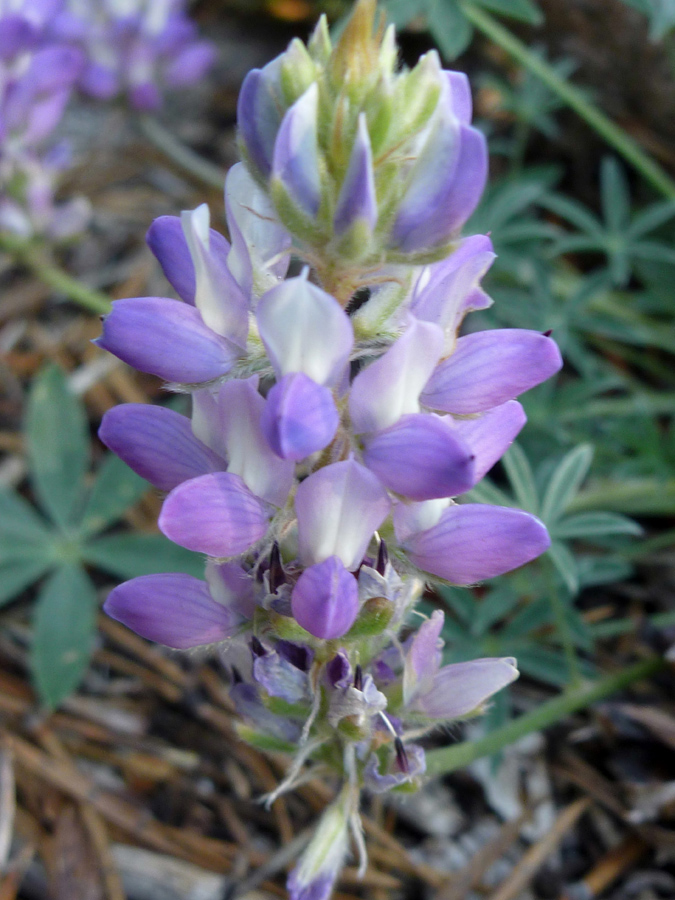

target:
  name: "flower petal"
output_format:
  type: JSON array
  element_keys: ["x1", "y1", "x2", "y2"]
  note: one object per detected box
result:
[
  {"x1": 159, "y1": 472, "x2": 268, "y2": 557},
  {"x1": 146, "y1": 216, "x2": 196, "y2": 304},
  {"x1": 225, "y1": 162, "x2": 291, "y2": 297},
  {"x1": 272, "y1": 83, "x2": 321, "y2": 218},
  {"x1": 411, "y1": 234, "x2": 495, "y2": 353},
  {"x1": 217, "y1": 376, "x2": 294, "y2": 506},
  {"x1": 403, "y1": 609, "x2": 444, "y2": 703},
  {"x1": 99, "y1": 404, "x2": 224, "y2": 492},
  {"x1": 103, "y1": 573, "x2": 238, "y2": 649},
  {"x1": 363, "y1": 413, "x2": 475, "y2": 500},
  {"x1": 291, "y1": 557, "x2": 359, "y2": 639},
  {"x1": 237, "y1": 57, "x2": 285, "y2": 178},
  {"x1": 422, "y1": 329, "x2": 563, "y2": 414},
  {"x1": 262, "y1": 373, "x2": 339, "y2": 461},
  {"x1": 94, "y1": 297, "x2": 240, "y2": 384},
  {"x1": 295, "y1": 459, "x2": 391, "y2": 570},
  {"x1": 350, "y1": 317, "x2": 444, "y2": 433},
  {"x1": 205, "y1": 561, "x2": 256, "y2": 620},
  {"x1": 256, "y1": 274, "x2": 353, "y2": 385},
  {"x1": 181, "y1": 204, "x2": 248, "y2": 348},
  {"x1": 404, "y1": 504, "x2": 551, "y2": 583},
  {"x1": 446, "y1": 70, "x2": 472, "y2": 124},
  {"x1": 333, "y1": 113, "x2": 377, "y2": 236},
  {"x1": 416, "y1": 657, "x2": 519, "y2": 719},
  {"x1": 392, "y1": 123, "x2": 487, "y2": 254},
  {"x1": 452, "y1": 400, "x2": 526, "y2": 483}
]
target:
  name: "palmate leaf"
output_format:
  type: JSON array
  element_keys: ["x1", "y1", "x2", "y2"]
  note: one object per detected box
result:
[
  {"x1": 551, "y1": 512, "x2": 643, "y2": 540},
  {"x1": 83, "y1": 532, "x2": 204, "y2": 579},
  {"x1": 473, "y1": 0, "x2": 543, "y2": 24},
  {"x1": 80, "y1": 453, "x2": 150, "y2": 538},
  {"x1": 540, "y1": 444, "x2": 594, "y2": 524},
  {"x1": 30, "y1": 564, "x2": 97, "y2": 709},
  {"x1": 0, "y1": 487, "x2": 52, "y2": 561},
  {"x1": 0, "y1": 557, "x2": 54, "y2": 607},
  {"x1": 428, "y1": 0, "x2": 473, "y2": 59},
  {"x1": 25, "y1": 366, "x2": 89, "y2": 530},
  {"x1": 501, "y1": 443, "x2": 539, "y2": 514}
]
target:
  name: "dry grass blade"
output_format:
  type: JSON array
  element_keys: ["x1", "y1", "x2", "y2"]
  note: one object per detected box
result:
[
  {"x1": 0, "y1": 748, "x2": 15, "y2": 873},
  {"x1": 560, "y1": 834, "x2": 649, "y2": 900},
  {"x1": 486, "y1": 798, "x2": 591, "y2": 900}
]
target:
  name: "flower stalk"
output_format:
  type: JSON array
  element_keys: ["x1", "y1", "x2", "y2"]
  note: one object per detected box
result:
[{"x1": 94, "y1": 3, "x2": 566, "y2": 896}]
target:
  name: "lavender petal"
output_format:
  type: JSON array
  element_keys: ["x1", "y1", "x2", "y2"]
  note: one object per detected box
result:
[
  {"x1": 453, "y1": 400, "x2": 526, "y2": 483},
  {"x1": 291, "y1": 557, "x2": 359, "y2": 640},
  {"x1": 158, "y1": 472, "x2": 269, "y2": 557},
  {"x1": 261, "y1": 373, "x2": 339, "y2": 461},
  {"x1": 99, "y1": 404, "x2": 224, "y2": 492},
  {"x1": 94, "y1": 297, "x2": 240, "y2": 384},
  {"x1": 416, "y1": 657, "x2": 519, "y2": 719},
  {"x1": 333, "y1": 113, "x2": 377, "y2": 236},
  {"x1": 295, "y1": 459, "x2": 391, "y2": 570},
  {"x1": 103, "y1": 573, "x2": 238, "y2": 649},
  {"x1": 363, "y1": 413, "x2": 475, "y2": 500},
  {"x1": 404, "y1": 503, "x2": 551, "y2": 584},
  {"x1": 272, "y1": 83, "x2": 321, "y2": 218},
  {"x1": 422, "y1": 329, "x2": 563, "y2": 414}
]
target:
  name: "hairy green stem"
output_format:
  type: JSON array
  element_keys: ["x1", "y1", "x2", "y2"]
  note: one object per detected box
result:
[
  {"x1": 460, "y1": 1, "x2": 675, "y2": 200},
  {"x1": 0, "y1": 233, "x2": 111, "y2": 315},
  {"x1": 426, "y1": 655, "x2": 665, "y2": 776}
]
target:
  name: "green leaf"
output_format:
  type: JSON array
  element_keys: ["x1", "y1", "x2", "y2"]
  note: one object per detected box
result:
[
  {"x1": 30, "y1": 565, "x2": 97, "y2": 709},
  {"x1": 25, "y1": 366, "x2": 89, "y2": 529},
  {"x1": 540, "y1": 193, "x2": 602, "y2": 235},
  {"x1": 0, "y1": 488, "x2": 52, "y2": 561},
  {"x1": 514, "y1": 646, "x2": 576, "y2": 687},
  {"x1": 501, "y1": 443, "x2": 539, "y2": 513},
  {"x1": 83, "y1": 532, "x2": 204, "y2": 579},
  {"x1": 551, "y1": 512, "x2": 642, "y2": 540},
  {"x1": 464, "y1": 477, "x2": 514, "y2": 506},
  {"x1": 382, "y1": 0, "x2": 428, "y2": 25},
  {"x1": 501, "y1": 597, "x2": 552, "y2": 639},
  {"x1": 568, "y1": 478, "x2": 675, "y2": 516},
  {"x1": 0, "y1": 556, "x2": 54, "y2": 606},
  {"x1": 548, "y1": 540, "x2": 579, "y2": 595},
  {"x1": 540, "y1": 444, "x2": 594, "y2": 524},
  {"x1": 437, "y1": 585, "x2": 476, "y2": 625},
  {"x1": 576, "y1": 556, "x2": 633, "y2": 588},
  {"x1": 428, "y1": 0, "x2": 473, "y2": 59},
  {"x1": 600, "y1": 158, "x2": 631, "y2": 233},
  {"x1": 80, "y1": 453, "x2": 150, "y2": 537},
  {"x1": 473, "y1": 0, "x2": 543, "y2": 25},
  {"x1": 628, "y1": 200, "x2": 675, "y2": 238},
  {"x1": 470, "y1": 586, "x2": 520, "y2": 636}
]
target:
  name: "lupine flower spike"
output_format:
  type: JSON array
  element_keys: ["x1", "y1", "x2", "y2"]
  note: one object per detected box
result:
[
  {"x1": 97, "y1": 2, "x2": 562, "y2": 897},
  {"x1": 0, "y1": 0, "x2": 90, "y2": 238}
]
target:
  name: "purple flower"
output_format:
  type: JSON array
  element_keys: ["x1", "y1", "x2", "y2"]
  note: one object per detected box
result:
[
  {"x1": 49, "y1": 0, "x2": 215, "y2": 110},
  {"x1": 95, "y1": 204, "x2": 251, "y2": 384},
  {"x1": 364, "y1": 743, "x2": 426, "y2": 793},
  {"x1": 421, "y1": 329, "x2": 564, "y2": 414},
  {"x1": 103, "y1": 566, "x2": 249, "y2": 649},
  {"x1": 291, "y1": 556, "x2": 360, "y2": 640},
  {"x1": 287, "y1": 785, "x2": 356, "y2": 900},
  {"x1": 295, "y1": 460, "x2": 391, "y2": 571},
  {"x1": 333, "y1": 113, "x2": 377, "y2": 242},
  {"x1": 252, "y1": 639, "x2": 311, "y2": 703},
  {"x1": 99, "y1": 403, "x2": 225, "y2": 492},
  {"x1": 389, "y1": 62, "x2": 488, "y2": 255},
  {"x1": 397, "y1": 504, "x2": 551, "y2": 584},
  {"x1": 403, "y1": 610, "x2": 519, "y2": 718}
]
